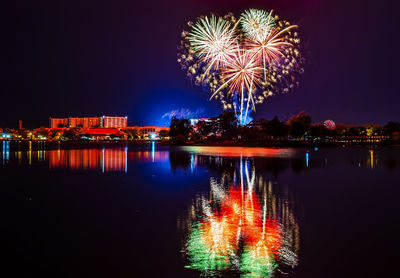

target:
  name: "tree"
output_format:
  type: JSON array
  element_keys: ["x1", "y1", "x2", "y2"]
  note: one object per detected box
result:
[
  {"x1": 17, "y1": 128, "x2": 29, "y2": 139},
  {"x1": 287, "y1": 111, "x2": 312, "y2": 138},
  {"x1": 49, "y1": 129, "x2": 62, "y2": 140},
  {"x1": 290, "y1": 121, "x2": 306, "y2": 138},
  {"x1": 264, "y1": 116, "x2": 288, "y2": 139},
  {"x1": 63, "y1": 127, "x2": 82, "y2": 140},
  {"x1": 383, "y1": 121, "x2": 400, "y2": 135},
  {"x1": 169, "y1": 117, "x2": 192, "y2": 142},
  {"x1": 121, "y1": 128, "x2": 140, "y2": 139},
  {"x1": 335, "y1": 124, "x2": 349, "y2": 136},
  {"x1": 109, "y1": 134, "x2": 119, "y2": 140},
  {"x1": 365, "y1": 124, "x2": 382, "y2": 136},
  {"x1": 158, "y1": 129, "x2": 169, "y2": 139},
  {"x1": 237, "y1": 126, "x2": 251, "y2": 141},
  {"x1": 347, "y1": 126, "x2": 359, "y2": 136},
  {"x1": 309, "y1": 124, "x2": 330, "y2": 138},
  {"x1": 38, "y1": 127, "x2": 49, "y2": 138},
  {"x1": 219, "y1": 112, "x2": 237, "y2": 140},
  {"x1": 196, "y1": 120, "x2": 212, "y2": 139},
  {"x1": 345, "y1": 126, "x2": 365, "y2": 136}
]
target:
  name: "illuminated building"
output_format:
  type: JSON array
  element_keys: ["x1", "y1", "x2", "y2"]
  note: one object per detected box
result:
[
  {"x1": 68, "y1": 117, "x2": 101, "y2": 128},
  {"x1": 80, "y1": 127, "x2": 127, "y2": 140},
  {"x1": 189, "y1": 117, "x2": 215, "y2": 126},
  {"x1": 68, "y1": 117, "x2": 84, "y2": 127},
  {"x1": 49, "y1": 116, "x2": 127, "y2": 129},
  {"x1": 391, "y1": 132, "x2": 399, "y2": 141},
  {"x1": 102, "y1": 116, "x2": 127, "y2": 128},
  {"x1": 139, "y1": 126, "x2": 169, "y2": 139},
  {"x1": 50, "y1": 118, "x2": 68, "y2": 128},
  {"x1": 190, "y1": 117, "x2": 221, "y2": 135},
  {"x1": 124, "y1": 126, "x2": 170, "y2": 140},
  {"x1": 1, "y1": 133, "x2": 12, "y2": 139},
  {"x1": 83, "y1": 117, "x2": 101, "y2": 128}
]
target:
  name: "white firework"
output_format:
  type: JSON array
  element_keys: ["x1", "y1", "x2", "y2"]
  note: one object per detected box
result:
[{"x1": 240, "y1": 9, "x2": 275, "y2": 41}]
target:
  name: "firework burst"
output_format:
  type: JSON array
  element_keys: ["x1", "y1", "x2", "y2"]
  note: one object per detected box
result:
[
  {"x1": 189, "y1": 15, "x2": 238, "y2": 74},
  {"x1": 240, "y1": 9, "x2": 275, "y2": 41},
  {"x1": 178, "y1": 9, "x2": 304, "y2": 125},
  {"x1": 211, "y1": 48, "x2": 263, "y2": 125},
  {"x1": 245, "y1": 24, "x2": 297, "y2": 81}
]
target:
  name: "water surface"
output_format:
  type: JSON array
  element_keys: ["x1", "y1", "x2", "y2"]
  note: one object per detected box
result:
[{"x1": 1, "y1": 142, "x2": 399, "y2": 277}]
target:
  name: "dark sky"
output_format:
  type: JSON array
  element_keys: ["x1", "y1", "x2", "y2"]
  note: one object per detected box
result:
[{"x1": 3, "y1": 0, "x2": 399, "y2": 128}]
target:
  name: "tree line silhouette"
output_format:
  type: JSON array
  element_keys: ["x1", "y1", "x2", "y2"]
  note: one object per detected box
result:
[{"x1": 169, "y1": 111, "x2": 400, "y2": 144}]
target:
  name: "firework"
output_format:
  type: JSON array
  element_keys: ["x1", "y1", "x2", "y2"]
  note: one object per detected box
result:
[
  {"x1": 178, "y1": 9, "x2": 304, "y2": 125},
  {"x1": 211, "y1": 47, "x2": 263, "y2": 125},
  {"x1": 245, "y1": 24, "x2": 297, "y2": 82},
  {"x1": 323, "y1": 120, "x2": 336, "y2": 130},
  {"x1": 240, "y1": 9, "x2": 275, "y2": 41},
  {"x1": 188, "y1": 15, "x2": 238, "y2": 74}
]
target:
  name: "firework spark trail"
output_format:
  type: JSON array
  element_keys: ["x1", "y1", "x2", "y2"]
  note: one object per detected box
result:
[
  {"x1": 215, "y1": 49, "x2": 262, "y2": 97},
  {"x1": 189, "y1": 15, "x2": 238, "y2": 76},
  {"x1": 245, "y1": 25, "x2": 297, "y2": 81},
  {"x1": 244, "y1": 74, "x2": 255, "y2": 125},
  {"x1": 178, "y1": 8, "x2": 304, "y2": 125},
  {"x1": 210, "y1": 47, "x2": 262, "y2": 125},
  {"x1": 240, "y1": 9, "x2": 275, "y2": 41}
]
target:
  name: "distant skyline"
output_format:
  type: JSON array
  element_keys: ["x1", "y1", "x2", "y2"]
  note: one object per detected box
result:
[{"x1": 3, "y1": 0, "x2": 399, "y2": 128}]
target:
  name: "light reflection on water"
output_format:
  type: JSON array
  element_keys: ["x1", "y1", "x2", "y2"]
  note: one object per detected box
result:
[
  {"x1": 2, "y1": 141, "x2": 10, "y2": 164},
  {"x1": 180, "y1": 157, "x2": 299, "y2": 277},
  {"x1": 1, "y1": 143, "x2": 399, "y2": 173},
  {"x1": 47, "y1": 147, "x2": 169, "y2": 172},
  {"x1": 181, "y1": 146, "x2": 294, "y2": 158},
  {"x1": 0, "y1": 143, "x2": 169, "y2": 172},
  {"x1": 48, "y1": 148, "x2": 128, "y2": 172},
  {"x1": 1, "y1": 143, "x2": 400, "y2": 277}
]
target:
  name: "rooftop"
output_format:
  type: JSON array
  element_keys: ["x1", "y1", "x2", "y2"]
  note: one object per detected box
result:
[{"x1": 81, "y1": 127, "x2": 125, "y2": 135}]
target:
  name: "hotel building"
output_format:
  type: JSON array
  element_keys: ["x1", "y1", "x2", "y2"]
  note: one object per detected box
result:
[{"x1": 50, "y1": 116, "x2": 127, "y2": 129}]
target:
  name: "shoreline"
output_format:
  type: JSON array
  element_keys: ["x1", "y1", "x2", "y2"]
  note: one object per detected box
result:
[{"x1": 0, "y1": 139, "x2": 399, "y2": 151}]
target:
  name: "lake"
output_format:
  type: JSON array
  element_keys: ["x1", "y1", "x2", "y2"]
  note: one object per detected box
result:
[{"x1": 1, "y1": 141, "x2": 399, "y2": 277}]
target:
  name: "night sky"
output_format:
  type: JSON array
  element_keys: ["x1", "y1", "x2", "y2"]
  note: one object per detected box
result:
[{"x1": 3, "y1": 0, "x2": 399, "y2": 128}]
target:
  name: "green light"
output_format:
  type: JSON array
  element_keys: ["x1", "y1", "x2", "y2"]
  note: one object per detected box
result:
[
  {"x1": 240, "y1": 247, "x2": 277, "y2": 278},
  {"x1": 185, "y1": 222, "x2": 231, "y2": 274}
]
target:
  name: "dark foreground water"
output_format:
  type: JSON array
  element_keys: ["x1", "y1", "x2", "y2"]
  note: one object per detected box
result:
[{"x1": 1, "y1": 141, "x2": 400, "y2": 277}]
